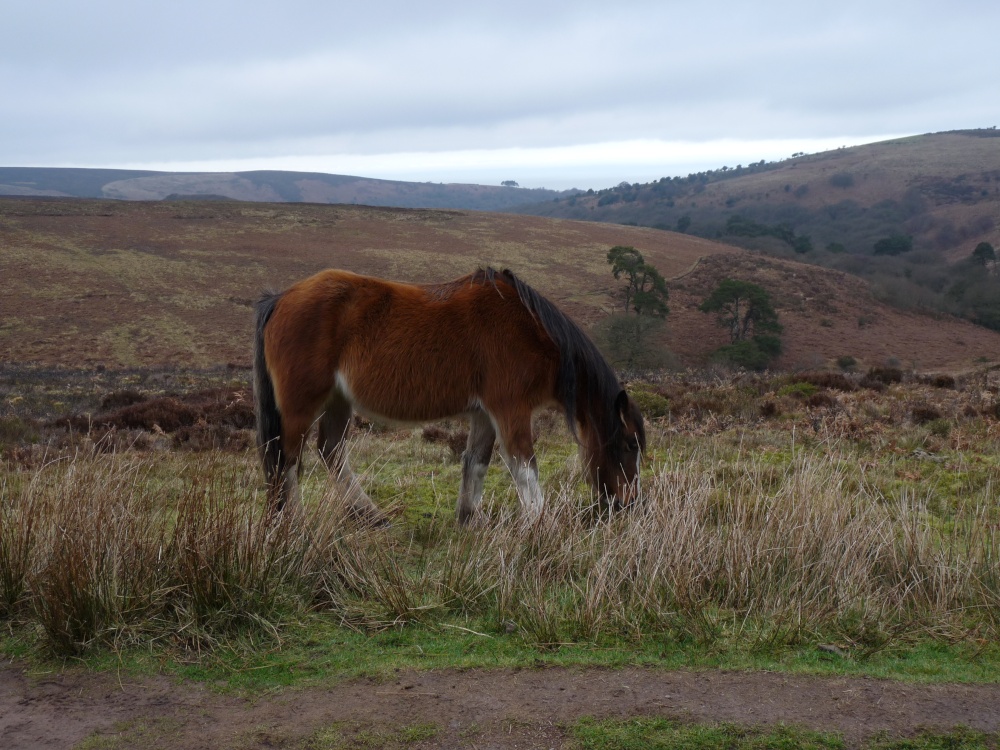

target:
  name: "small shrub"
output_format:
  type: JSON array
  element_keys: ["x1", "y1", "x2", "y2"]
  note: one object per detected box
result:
[
  {"x1": 836, "y1": 355, "x2": 857, "y2": 371},
  {"x1": 859, "y1": 377, "x2": 887, "y2": 392},
  {"x1": 926, "y1": 418, "x2": 952, "y2": 438},
  {"x1": 0, "y1": 416, "x2": 40, "y2": 446},
  {"x1": 829, "y1": 172, "x2": 855, "y2": 188},
  {"x1": 930, "y1": 374, "x2": 956, "y2": 389},
  {"x1": 981, "y1": 402, "x2": 1000, "y2": 420},
  {"x1": 420, "y1": 425, "x2": 448, "y2": 444},
  {"x1": 911, "y1": 404, "x2": 943, "y2": 425},
  {"x1": 628, "y1": 387, "x2": 671, "y2": 419},
  {"x1": 420, "y1": 425, "x2": 468, "y2": 460},
  {"x1": 807, "y1": 391, "x2": 837, "y2": 409},
  {"x1": 711, "y1": 340, "x2": 774, "y2": 371},
  {"x1": 100, "y1": 389, "x2": 147, "y2": 411},
  {"x1": 866, "y1": 367, "x2": 903, "y2": 385},
  {"x1": 51, "y1": 389, "x2": 255, "y2": 446},
  {"x1": 760, "y1": 400, "x2": 781, "y2": 418},
  {"x1": 777, "y1": 382, "x2": 819, "y2": 399},
  {"x1": 798, "y1": 371, "x2": 856, "y2": 391}
]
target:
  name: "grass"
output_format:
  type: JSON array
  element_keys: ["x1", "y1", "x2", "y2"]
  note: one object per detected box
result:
[
  {"x1": 3, "y1": 367, "x2": 1000, "y2": 691},
  {"x1": 77, "y1": 718, "x2": 439, "y2": 750},
  {"x1": 570, "y1": 718, "x2": 999, "y2": 750}
]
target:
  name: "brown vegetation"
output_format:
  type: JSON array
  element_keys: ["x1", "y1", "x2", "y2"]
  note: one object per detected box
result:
[{"x1": 4, "y1": 197, "x2": 1000, "y2": 374}]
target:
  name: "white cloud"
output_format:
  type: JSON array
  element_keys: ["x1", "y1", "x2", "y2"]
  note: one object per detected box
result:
[{"x1": 114, "y1": 135, "x2": 902, "y2": 190}]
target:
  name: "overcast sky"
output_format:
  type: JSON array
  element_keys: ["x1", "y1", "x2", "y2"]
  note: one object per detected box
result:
[{"x1": 2, "y1": 1, "x2": 997, "y2": 190}]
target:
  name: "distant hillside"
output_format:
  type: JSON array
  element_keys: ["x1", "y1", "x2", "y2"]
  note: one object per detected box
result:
[
  {"x1": 0, "y1": 167, "x2": 565, "y2": 211},
  {"x1": 517, "y1": 129, "x2": 1000, "y2": 330},
  {"x1": 3, "y1": 196, "x2": 999, "y2": 373},
  {"x1": 518, "y1": 130, "x2": 1000, "y2": 258}
]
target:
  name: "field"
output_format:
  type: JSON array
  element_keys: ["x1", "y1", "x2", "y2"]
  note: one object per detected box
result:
[
  {"x1": 3, "y1": 197, "x2": 1000, "y2": 373},
  {"x1": 4, "y1": 362, "x2": 1000, "y2": 748},
  {"x1": 4, "y1": 199, "x2": 1000, "y2": 748}
]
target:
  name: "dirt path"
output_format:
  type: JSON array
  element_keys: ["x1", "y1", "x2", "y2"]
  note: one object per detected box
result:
[{"x1": 3, "y1": 660, "x2": 1000, "y2": 749}]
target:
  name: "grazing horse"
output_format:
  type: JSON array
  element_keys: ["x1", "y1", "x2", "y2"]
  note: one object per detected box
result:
[{"x1": 253, "y1": 267, "x2": 646, "y2": 524}]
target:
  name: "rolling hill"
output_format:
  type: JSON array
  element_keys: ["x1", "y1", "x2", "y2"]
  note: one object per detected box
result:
[
  {"x1": 0, "y1": 167, "x2": 565, "y2": 211},
  {"x1": 3, "y1": 197, "x2": 999, "y2": 373},
  {"x1": 517, "y1": 130, "x2": 1000, "y2": 261}
]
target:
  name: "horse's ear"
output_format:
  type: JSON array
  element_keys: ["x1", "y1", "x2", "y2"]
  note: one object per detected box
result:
[{"x1": 615, "y1": 389, "x2": 629, "y2": 423}]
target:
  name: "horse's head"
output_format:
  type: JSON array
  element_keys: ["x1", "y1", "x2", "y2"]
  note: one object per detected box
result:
[{"x1": 585, "y1": 389, "x2": 646, "y2": 510}]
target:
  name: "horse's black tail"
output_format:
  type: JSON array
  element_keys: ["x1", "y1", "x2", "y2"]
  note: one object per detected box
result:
[{"x1": 253, "y1": 292, "x2": 285, "y2": 490}]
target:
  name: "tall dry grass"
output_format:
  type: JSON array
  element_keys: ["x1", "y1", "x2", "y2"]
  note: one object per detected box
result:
[{"x1": 1, "y1": 445, "x2": 998, "y2": 657}]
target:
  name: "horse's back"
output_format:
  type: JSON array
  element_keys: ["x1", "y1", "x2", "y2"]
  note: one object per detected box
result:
[{"x1": 263, "y1": 269, "x2": 560, "y2": 423}]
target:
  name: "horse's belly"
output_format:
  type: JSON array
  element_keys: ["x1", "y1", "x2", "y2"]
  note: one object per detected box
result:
[{"x1": 334, "y1": 370, "x2": 475, "y2": 424}]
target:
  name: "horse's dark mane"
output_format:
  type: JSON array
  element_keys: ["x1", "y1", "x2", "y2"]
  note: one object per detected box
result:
[{"x1": 479, "y1": 268, "x2": 623, "y2": 451}]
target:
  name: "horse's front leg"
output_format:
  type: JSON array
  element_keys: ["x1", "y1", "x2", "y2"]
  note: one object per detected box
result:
[
  {"x1": 456, "y1": 410, "x2": 496, "y2": 526},
  {"x1": 496, "y1": 414, "x2": 544, "y2": 521},
  {"x1": 318, "y1": 391, "x2": 386, "y2": 524}
]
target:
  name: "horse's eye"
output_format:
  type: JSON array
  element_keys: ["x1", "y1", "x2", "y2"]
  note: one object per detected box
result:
[{"x1": 625, "y1": 438, "x2": 639, "y2": 452}]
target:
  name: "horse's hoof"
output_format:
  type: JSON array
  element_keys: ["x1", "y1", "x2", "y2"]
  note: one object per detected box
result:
[{"x1": 351, "y1": 506, "x2": 392, "y2": 528}]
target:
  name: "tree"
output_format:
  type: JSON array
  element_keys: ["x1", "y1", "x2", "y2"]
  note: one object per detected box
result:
[
  {"x1": 873, "y1": 234, "x2": 914, "y2": 256},
  {"x1": 972, "y1": 241, "x2": 996, "y2": 266},
  {"x1": 699, "y1": 279, "x2": 782, "y2": 370},
  {"x1": 500, "y1": 180, "x2": 519, "y2": 188},
  {"x1": 699, "y1": 279, "x2": 781, "y2": 343},
  {"x1": 606, "y1": 246, "x2": 668, "y2": 318},
  {"x1": 600, "y1": 246, "x2": 670, "y2": 370}
]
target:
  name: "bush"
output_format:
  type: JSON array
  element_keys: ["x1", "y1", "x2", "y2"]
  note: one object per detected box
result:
[
  {"x1": 0, "y1": 416, "x2": 40, "y2": 447},
  {"x1": 795, "y1": 371, "x2": 856, "y2": 392},
  {"x1": 760, "y1": 400, "x2": 781, "y2": 418},
  {"x1": 777, "y1": 382, "x2": 818, "y2": 399},
  {"x1": 711, "y1": 340, "x2": 774, "y2": 371},
  {"x1": 51, "y1": 388, "x2": 255, "y2": 443},
  {"x1": 836, "y1": 355, "x2": 857, "y2": 371},
  {"x1": 628, "y1": 387, "x2": 671, "y2": 419},
  {"x1": 929, "y1": 374, "x2": 956, "y2": 389},
  {"x1": 420, "y1": 425, "x2": 469, "y2": 460},
  {"x1": 911, "y1": 404, "x2": 943, "y2": 425},
  {"x1": 100, "y1": 389, "x2": 147, "y2": 411},
  {"x1": 865, "y1": 367, "x2": 903, "y2": 385},
  {"x1": 926, "y1": 418, "x2": 951, "y2": 438},
  {"x1": 829, "y1": 172, "x2": 855, "y2": 189},
  {"x1": 807, "y1": 391, "x2": 837, "y2": 408},
  {"x1": 873, "y1": 234, "x2": 914, "y2": 256}
]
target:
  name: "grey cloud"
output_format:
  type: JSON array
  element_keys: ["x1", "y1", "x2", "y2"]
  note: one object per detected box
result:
[{"x1": 2, "y1": 0, "x2": 998, "y2": 176}]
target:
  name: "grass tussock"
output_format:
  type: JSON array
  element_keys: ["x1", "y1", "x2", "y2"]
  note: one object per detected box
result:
[{"x1": 2, "y1": 441, "x2": 999, "y2": 659}]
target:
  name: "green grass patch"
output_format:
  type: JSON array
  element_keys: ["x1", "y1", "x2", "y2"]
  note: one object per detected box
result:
[
  {"x1": 571, "y1": 717, "x2": 844, "y2": 750},
  {"x1": 570, "y1": 718, "x2": 1000, "y2": 750},
  {"x1": 300, "y1": 721, "x2": 440, "y2": 749}
]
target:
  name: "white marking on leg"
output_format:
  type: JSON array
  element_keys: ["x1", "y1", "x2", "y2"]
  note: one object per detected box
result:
[{"x1": 511, "y1": 460, "x2": 544, "y2": 521}]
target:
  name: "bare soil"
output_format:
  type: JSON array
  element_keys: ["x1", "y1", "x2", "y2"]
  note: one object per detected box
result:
[{"x1": 4, "y1": 661, "x2": 1000, "y2": 749}]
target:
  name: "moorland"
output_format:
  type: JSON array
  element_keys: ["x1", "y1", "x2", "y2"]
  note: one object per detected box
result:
[{"x1": 3, "y1": 195, "x2": 1000, "y2": 748}]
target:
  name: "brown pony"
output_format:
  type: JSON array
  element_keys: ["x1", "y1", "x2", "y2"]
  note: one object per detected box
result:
[{"x1": 253, "y1": 268, "x2": 645, "y2": 524}]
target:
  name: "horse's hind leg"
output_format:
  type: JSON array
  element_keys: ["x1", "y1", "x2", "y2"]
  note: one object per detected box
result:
[
  {"x1": 317, "y1": 390, "x2": 385, "y2": 523},
  {"x1": 268, "y1": 412, "x2": 315, "y2": 517},
  {"x1": 456, "y1": 410, "x2": 496, "y2": 526}
]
